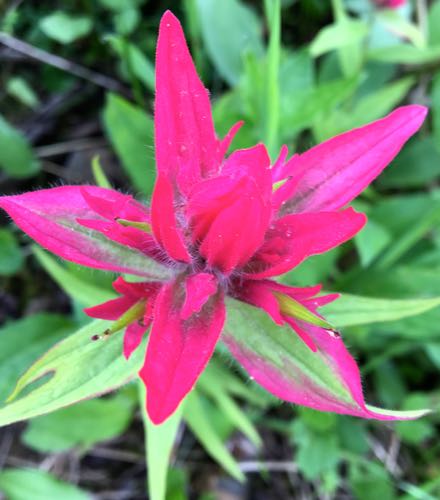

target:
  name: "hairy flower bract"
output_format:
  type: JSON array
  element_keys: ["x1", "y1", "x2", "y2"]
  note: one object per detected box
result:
[{"x1": 0, "y1": 11, "x2": 427, "y2": 424}]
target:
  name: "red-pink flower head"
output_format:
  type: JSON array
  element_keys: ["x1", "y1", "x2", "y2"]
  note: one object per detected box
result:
[{"x1": 0, "y1": 10, "x2": 428, "y2": 425}]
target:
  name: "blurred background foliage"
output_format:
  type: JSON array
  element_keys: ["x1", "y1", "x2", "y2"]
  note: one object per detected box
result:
[{"x1": 0, "y1": 0, "x2": 440, "y2": 498}]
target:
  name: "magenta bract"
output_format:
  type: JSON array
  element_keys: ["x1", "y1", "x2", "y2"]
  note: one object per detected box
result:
[{"x1": 0, "y1": 11, "x2": 427, "y2": 424}]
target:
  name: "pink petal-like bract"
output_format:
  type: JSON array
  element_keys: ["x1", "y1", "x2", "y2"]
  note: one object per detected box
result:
[
  {"x1": 281, "y1": 106, "x2": 427, "y2": 214},
  {"x1": 245, "y1": 208, "x2": 366, "y2": 278},
  {"x1": 0, "y1": 186, "x2": 169, "y2": 279},
  {"x1": 0, "y1": 8, "x2": 429, "y2": 424},
  {"x1": 141, "y1": 278, "x2": 225, "y2": 424}
]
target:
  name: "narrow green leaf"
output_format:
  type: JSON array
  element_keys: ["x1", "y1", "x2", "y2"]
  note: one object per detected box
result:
[
  {"x1": 33, "y1": 246, "x2": 115, "y2": 307},
  {"x1": 91, "y1": 155, "x2": 112, "y2": 189},
  {"x1": 184, "y1": 391, "x2": 245, "y2": 481},
  {"x1": 197, "y1": 374, "x2": 261, "y2": 447},
  {"x1": 106, "y1": 35, "x2": 155, "y2": 91},
  {"x1": 102, "y1": 93, "x2": 155, "y2": 194},
  {"x1": 322, "y1": 294, "x2": 440, "y2": 327},
  {"x1": 368, "y1": 44, "x2": 440, "y2": 64},
  {"x1": 0, "y1": 115, "x2": 40, "y2": 178},
  {"x1": 0, "y1": 320, "x2": 144, "y2": 427},
  {"x1": 139, "y1": 382, "x2": 183, "y2": 500},
  {"x1": 374, "y1": 203, "x2": 440, "y2": 269}
]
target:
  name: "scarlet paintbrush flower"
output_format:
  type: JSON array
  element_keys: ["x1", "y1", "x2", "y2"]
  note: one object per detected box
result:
[{"x1": 0, "y1": 11, "x2": 427, "y2": 424}]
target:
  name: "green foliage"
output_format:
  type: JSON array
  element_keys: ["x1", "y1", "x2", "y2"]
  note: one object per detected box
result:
[
  {"x1": 39, "y1": 12, "x2": 93, "y2": 44},
  {"x1": 0, "y1": 469, "x2": 90, "y2": 500},
  {"x1": 322, "y1": 293, "x2": 440, "y2": 327},
  {"x1": 2, "y1": 1, "x2": 440, "y2": 497},
  {"x1": 6, "y1": 77, "x2": 40, "y2": 109},
  {"x1": 22, "y1": 388, "x2": 135, "y2": 453},
  {"x1": 0, "y1": 320, "x2": 143, "y2": 426},
  {"x1": 0, "y1": 314, "x2": 75, "y2": 403},
  {"x1": 33, "y1": 246, "x2": 114, "y2": 307},
  {"x1": 140, "y1": 382, "x2": 183, "y2": 500},
  {"x1": 103, "y1": 93, "x2": 156, "y2": 194},
  {"x1": 310, "y1": 18, "x2": 368, "y2": 57},
  {"x1": 184, "y1": 391, "x2": 245, "y2": 482},
  {"x1": 0, "y1": 228, "x2": 24, "y2": 275},
  {"x1": 0, "y1": 115, "x2": 40, "y2": 178},
  {"x1": 195, "y1": 0, "x2": 264, "y2": 85}
]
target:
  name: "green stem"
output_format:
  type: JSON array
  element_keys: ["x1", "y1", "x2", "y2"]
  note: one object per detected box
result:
[{"x1": 264, "y1": 0, "x2": 281, "y2": 159}]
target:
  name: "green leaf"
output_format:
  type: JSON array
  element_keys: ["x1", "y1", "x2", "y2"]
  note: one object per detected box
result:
[
  {"x1": 374, "y1": 202, "x2": 440, "y2": 269},
  {"x1": 376, "y1": 11, "x2": 425, "y2": 49},
  {"x1": 198, "y1": 368, "x2": 262, "y2": 447},
  {"x1": 379, "y1": 137, "x2": 440, "y2": 189},
  {"x1": 279, "y1": 50, "x2": 314, "y2": 96},
  {"x1": 98, "y1": 0, "x2": 145, "y2": 11},
  {"x1": 22, "y1": 389, "x2": 135, "y2": 453},
  {"x1": 395, "y1": 395, "x2": 435, "y2": 445},
  {"x1": 280, "y1": 76, "x2": 359, "y2": 140},
  {"x1": 0, "y1": 114, "x2": 40, "y2": 178},
  {"x1": 0, "y1": 314, "x2": 74, "y2": 404},
  {"x1": 39, "y1": 11, "x2": 92, "y2": 44},
  {"x1": 321, "y1": 293, "x2": 440, "y2": 327},
  {"x1": 0, "y1": 228, "x2": 24, "y2": 275},
  {"x1": 113, "y1": 7, "x2": 139, "y2": 36},
  {"x1": 428, "y1": 0, "x2": 440, "y2": 47},
  {"x1": 184, "y1": 391, "x2": 245, "y2": 481},
  {"x1": 315, "y1": 76, "x2": 415, "y2": 141},
  {"x1": 196, "y1": 0, "x2": 264, "y2": 85},
  {"x1": 91, "y1": 155, "x2": 112, "y2": 189},
  {"x1": 6, "y1": 77, "x2": 40, "y2": 109},
  {"x1": 433, "y1": 71, "x2": 440, "y2": 150},
  {"x1": 310, "y1": 19, "x2": 368, "y2": 57},
  {"x1": 355, "y1": 220, "x2": 392, "y2": 268},
  {"x1": 33, "y1": 246, "x2": 115, "y2": 307},
  {"x1": 291, "y1": 419, "x2": 340, "y2": 480},
  {"x1": 139, "y1": 382, "x2": 183, "y2": 500},
  {"x1": 0, "y1": 469, "x2": 90, "y2": 500},
  {"x1": 0, "y1": 319, "x2": 144, "y2": 427},
  {"x1": 368, "y1": 44, "x2": 440, "y2": 64},
  {"x1": 102, "y1": 93, "x2": 155, "y2": 194},
  {"x1": 349, "y1": 462, "x2": 396, "y2": 500},
  {"x1": 106, "y1": 35, "x2": 155, "y2": 91}
]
